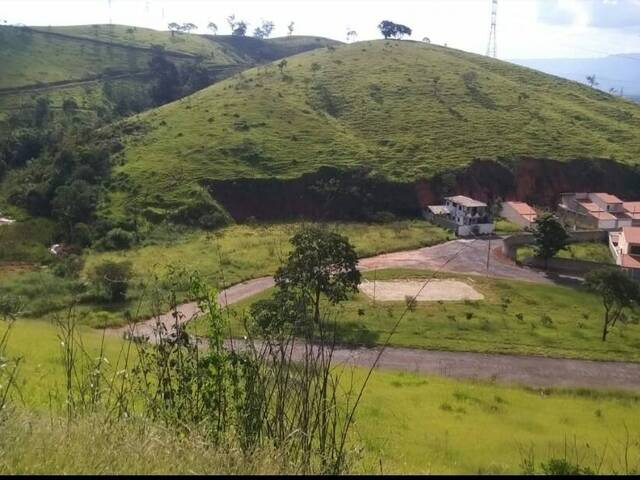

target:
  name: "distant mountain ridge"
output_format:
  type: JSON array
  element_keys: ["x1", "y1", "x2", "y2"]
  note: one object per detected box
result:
[{"x1": 511, "y1": 54, "x2": 640, "y2": 99}]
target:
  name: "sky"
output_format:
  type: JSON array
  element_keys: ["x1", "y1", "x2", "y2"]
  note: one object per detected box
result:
[{"x1": 1, "y1": 0, "x2": 640, "y2": 59}]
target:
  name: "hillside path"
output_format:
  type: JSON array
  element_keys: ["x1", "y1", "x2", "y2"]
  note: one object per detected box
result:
[{"x1": 110, "y1": 239, "x2": 640, "y2": 390}]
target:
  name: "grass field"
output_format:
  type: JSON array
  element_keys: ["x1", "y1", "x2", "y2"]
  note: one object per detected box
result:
[
  {"x1": 2, "y1": 318, "x2": 639, "y2": 474},
  {"x1": 517, "y1": 242, "x2": 613, "y2": 264},
  {"x1": 0, "y1": 221, "x2": 450, "y2": 327},
  {"x1": 109, "y1": 38, "x2": 640, "y2": 216},
  {"x1": 190, "y1": 268, "x2": 640, "y2": 362}
]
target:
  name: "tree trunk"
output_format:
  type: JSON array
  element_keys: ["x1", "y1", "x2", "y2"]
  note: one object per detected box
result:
[{"x1": 602, "y1": 309, "x2": 609, "y2": 342}]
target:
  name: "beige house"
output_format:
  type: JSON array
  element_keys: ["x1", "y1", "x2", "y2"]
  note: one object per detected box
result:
[
  {"x1": 559, "y1": 192, "x2": 638, "y2": 230},
  {"x1": 609, "y1": 227, "x2": 640, "y2": 270},
  {"x1": 500, "y1": 201, "x2": 537, "y2": 229}
]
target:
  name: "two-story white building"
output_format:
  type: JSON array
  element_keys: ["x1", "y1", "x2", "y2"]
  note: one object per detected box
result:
[{"x1": 426, "y1": 195, "x2": 495, "y2": 236}]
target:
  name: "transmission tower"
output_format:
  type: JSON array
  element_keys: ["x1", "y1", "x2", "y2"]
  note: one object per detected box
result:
[{"x1": 486, "y1": 0, "x2": 498, "y2": 58}]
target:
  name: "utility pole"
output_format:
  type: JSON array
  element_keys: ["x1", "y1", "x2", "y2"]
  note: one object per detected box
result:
[{"x1": 486, "y1": 0, "x2": 498, "y2": 58}]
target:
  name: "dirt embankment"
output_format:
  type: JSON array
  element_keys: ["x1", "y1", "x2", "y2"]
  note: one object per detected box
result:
[
  {"x1": 206, "y1": 158, "x2": 640, "y2": 222},
  {"x1": 416, "y1": 157, "x2": 640, "y2": 208}
]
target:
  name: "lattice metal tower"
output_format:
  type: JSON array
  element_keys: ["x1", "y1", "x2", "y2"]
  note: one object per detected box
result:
[{"x1": 486, "y1": 0, "x2": 498, "y2": 58}]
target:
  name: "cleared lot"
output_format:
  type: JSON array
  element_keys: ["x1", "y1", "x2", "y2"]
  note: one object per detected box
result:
[{"x1": 358, "y1": 279, "x2": 484, "y2": 302}]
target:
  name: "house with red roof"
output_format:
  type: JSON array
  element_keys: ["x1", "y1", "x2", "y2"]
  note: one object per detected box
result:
[
  {"x1": 559, "y1": 192, "x2": 639, "y2": 230},
  {"x1": 500, "y1": 201, "x2": 537, "y2": 229},
  {"x1": 610, "y1": 227, "x2": 640, "y2": 273}
]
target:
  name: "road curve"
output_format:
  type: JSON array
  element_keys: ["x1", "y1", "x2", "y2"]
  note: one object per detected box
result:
[{"x1": 109, "y1": 239, "x2": 640, "y2": 390}]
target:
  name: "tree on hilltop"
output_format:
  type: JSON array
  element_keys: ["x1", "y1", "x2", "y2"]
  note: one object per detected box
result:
[{"x1": 378, "y1": 20, "x2": 412, "y2": 39}]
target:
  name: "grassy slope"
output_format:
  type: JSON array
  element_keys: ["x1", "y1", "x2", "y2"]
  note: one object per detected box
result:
[
  {"x1": 0, "y1": 221, "x2": 450, "y2": 327},
  {"x1": 3, "y1": 319, "x2": 640, "y2": 474},
  {"x1": 517, "y1": 242, "x2": 614, "y2": 264},
  {"x1": 190, "y1": 268, "x2": 640, "y2": 362},
  {"x1": 111, "y1": 39, "x2": 640, "y2": 212}
]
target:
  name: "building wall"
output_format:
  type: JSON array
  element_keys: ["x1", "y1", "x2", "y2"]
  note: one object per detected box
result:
[
  {"x1": 500, "y1": 203, "x2": 533, "y2": 228},
  {"x1": 457, "y1": 223, "x2": 495, "y2": 236}
]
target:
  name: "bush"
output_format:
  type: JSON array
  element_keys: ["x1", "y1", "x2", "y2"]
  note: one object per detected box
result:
[
  {"x1": 94, "y1": 228, "x2": 136, "y2": 251},
  {"x1": 405, "y1": 295, "x2": 417, "y2": 311},
  {"x1": 91, "y1": 261, "x2": 133, "y2": 303},
  {"x1": 53, "y1": 254, "x2": 85, "y2": 279},
  {"x1": 71, "y1": 222, "x2": 92, "y2": 247}
]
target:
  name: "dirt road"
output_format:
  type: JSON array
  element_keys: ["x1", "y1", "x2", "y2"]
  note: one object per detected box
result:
[{"x1": 109, "y1": 240, "x2": 640, "y2": 390}]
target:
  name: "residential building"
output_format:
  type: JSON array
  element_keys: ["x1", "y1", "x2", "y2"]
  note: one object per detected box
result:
[
  {"x1": 500, "y1": 201, "x2": 537, "y2": 229},
  {"x1": 558, "y1": 192, "x2": 638, "y2": 230},
  {"x1": 425, "y1": 195, "x2": 495, "y2": 236},
  {"x1": 609, "y1": 227, "x2": 640, "y2": 275}
]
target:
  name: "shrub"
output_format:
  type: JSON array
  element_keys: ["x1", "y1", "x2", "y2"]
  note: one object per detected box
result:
[
  {"x1": 102, "y1": 228, "x2": 136, "y2": 250},
  {"x1": 405, "y1": 295, "x2": 417, "y2": 311},
  {"x1": 53, "y1": 254, "x2": 85, "y2": 279},
  {"x1": 540, "y1": 314, "x2": 554, "y2": 328},
  {"x1": 91, "y1": 261, "x2": 133, "y2": 303}
]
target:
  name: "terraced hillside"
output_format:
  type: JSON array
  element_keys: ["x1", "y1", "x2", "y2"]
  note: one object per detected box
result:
[
  {"x1": 106, "y1": 39, "x2": 640, "y2": 220},
  {"x1": 0, "y1": 24, "x2": 338, "y2": 125}
]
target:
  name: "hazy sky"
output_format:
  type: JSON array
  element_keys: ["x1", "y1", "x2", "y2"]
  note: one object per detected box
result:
[{"x1": 2, "y1": 0, "x2": 640, "y2": 59}]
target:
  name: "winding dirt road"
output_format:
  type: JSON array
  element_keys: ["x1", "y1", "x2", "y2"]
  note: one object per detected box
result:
[{"x1": 111, "y1": 239, "x2": 640, "y2": 390}]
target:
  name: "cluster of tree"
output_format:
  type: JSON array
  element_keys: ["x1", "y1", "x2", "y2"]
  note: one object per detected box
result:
[
  {"x1": 377, "y1": 20, "x2": 412, "y2": 39},
  {"x1": 167, "y1": 22, "x2": 197, "y2": 36},
  {"x1": 168, "y1": 16, "x2": 290, "y2": 38}
]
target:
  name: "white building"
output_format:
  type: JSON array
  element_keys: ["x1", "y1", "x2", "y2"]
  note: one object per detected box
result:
[
  {"x1": 426, "y1": 195, "x2": 495, "y2": 236},
  {"x1": 610, "y1": 227, "x2": 640, "y2": 271}
]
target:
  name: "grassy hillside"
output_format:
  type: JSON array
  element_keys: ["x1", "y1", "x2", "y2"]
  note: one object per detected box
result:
[
  {"x1": 109, "y1": 39, "x2": 640, "y2": 215},
  {"x1": 0, "y1": 25, "x2": 337, "y2": 127}
]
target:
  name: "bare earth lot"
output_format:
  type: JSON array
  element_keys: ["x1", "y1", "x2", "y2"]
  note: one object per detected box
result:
[{"x1": 358, "y1": 279, "x2": 484, "y2": 302}]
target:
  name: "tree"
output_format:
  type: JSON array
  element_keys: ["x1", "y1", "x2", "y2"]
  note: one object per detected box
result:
[
  {"x1": 586, "y1": 74, "x2": 599, "y2": 88},
  {"x1": 274, "y1": 227, "x2": 361, "y2": 325},
  {"x1": 377, "y1": 20, "x2": 412, "y2": 39},
  {"x1": 287, "y1": 21, "x2": 295, "y2": 36},
  {"x1": 232, "y1": 20, "x2": 248, "y2": 36},
  {"x1": 33, "y1": 96, "x2": 51, "y2": 128},
  {"x1": 226, "y1": 14, "x2": 236, "y2": 32},
  {"x1": 181, "y1": 22, "x2": 197, "y2": 33},
  {"x1": 52, "y1": 180, "x2": 98, "y2": 237},
  {"x1": 422, "y1": 36, "x2": 431, "y2": 43},
  {"x1": 207, "y1": 21, "x2": 218, "y2": 34},
  {"x1": 277, "y1": 58, "x2": 287, "y2": 74},
  {"x1": 586, "y1": 268, "x2": 640, "y2": 341},
  {"x1": 531, "y1": 213, "x2": 569, "y2": 267},
  {"x1": 148, "y1": 48, "x2": 181, "y2": 104},
  {"x1": 346, "y1": 29, "x2": 357, "y2": 42},
  {"x1": 92, "y1": 261, "x2": 133, "y2": 303},
  {"x1": 253, "y1": 20, "x2": 274, "y2": 39},
  {"x1": 168, "y1": 22, "x2": 180, "y2": 37}
]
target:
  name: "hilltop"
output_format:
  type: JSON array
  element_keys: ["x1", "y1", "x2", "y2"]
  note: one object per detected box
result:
[{"x1": 104, "y1": 39, "x2": 640, "y2": 220}]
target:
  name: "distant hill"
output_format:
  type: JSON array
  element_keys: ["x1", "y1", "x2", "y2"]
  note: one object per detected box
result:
[
  {"x1": 511, "y1": 54, "x2": 640, "y2": 99},
  {"x1": 0, "y1": 24, "x2": 339, "y2": 126},
  {"x1": 103, "y1": 39, "x2": 640, "y2": 220}
]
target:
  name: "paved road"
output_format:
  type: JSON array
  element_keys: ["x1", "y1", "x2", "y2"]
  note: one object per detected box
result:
[{"x1": 109, "y1": 240, "x2": 640, "y2": 390}]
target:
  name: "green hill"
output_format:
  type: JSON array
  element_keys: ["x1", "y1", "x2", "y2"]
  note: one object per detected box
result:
[
  {"x1": 0, "y1": 24, "x2": 338, "y2": 126},
  {"x1": 106, "y1": 39, "x2": 640, "y2": 218}
]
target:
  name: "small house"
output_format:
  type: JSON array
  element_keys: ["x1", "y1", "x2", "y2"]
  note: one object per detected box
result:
[{"x1": 500, "y1": 201, "x2": 537, "y2": 229}]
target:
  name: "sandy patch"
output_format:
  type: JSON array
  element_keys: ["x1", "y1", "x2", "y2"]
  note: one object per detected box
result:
[{"x1": 358, "y1": 279, "x2": 484, "y2": 302}]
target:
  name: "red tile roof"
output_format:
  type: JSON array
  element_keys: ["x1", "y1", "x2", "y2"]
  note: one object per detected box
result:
[
  {"x1": 505, "y1": 201, "x2": 536, "y2": 217},
  {"x1": 593, "y1": 192, "x2": 623, "y2": 204},
  {"x1": 622, "y1": 227, "x2": 640, "y2": 244},
  {"x1": 621, "y1": 254, "x2": 640, "y2": 269}
]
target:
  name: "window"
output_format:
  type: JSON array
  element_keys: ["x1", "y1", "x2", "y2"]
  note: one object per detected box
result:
[{"x1": 630, "y1": 245, "x2": 640, "y2": 256}]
